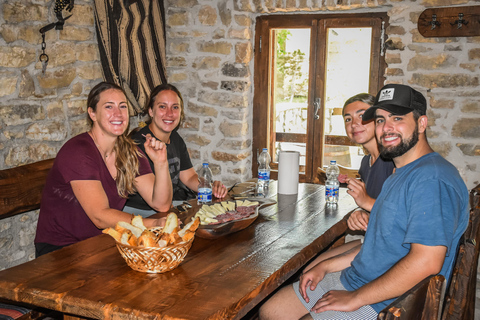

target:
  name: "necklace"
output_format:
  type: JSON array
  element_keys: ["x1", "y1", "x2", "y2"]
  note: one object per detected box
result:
[{"x1": 90, "y1": 130, "x2": 113, "y2": 159}]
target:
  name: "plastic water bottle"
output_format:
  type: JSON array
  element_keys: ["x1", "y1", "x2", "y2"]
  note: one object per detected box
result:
[
  {"x1": 257, "y1": 148, "x2": 271, "y2": 197},
  {"x1": 325, "y1": 160, "x2": 340, "y2": 206},
  {"x1": 197, "y1": 162, "x2": 213, "y2": 204}
]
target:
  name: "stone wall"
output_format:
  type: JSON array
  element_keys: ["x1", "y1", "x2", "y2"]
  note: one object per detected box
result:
[{"x1": 1, "y1": 0, "x2": 479, "y2": 269}]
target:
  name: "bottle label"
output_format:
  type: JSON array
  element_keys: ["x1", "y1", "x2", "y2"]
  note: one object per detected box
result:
[
  {"x1": 198, "y1": 188, "x2": 212, "y2": 203},
  {"x1": 258, "y1": 170, "x2": 270, "y2": 181},
  {"x1": 325, "y1": 185, "x2": 339, "y2": 199}
]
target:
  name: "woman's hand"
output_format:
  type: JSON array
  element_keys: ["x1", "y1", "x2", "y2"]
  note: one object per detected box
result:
[
  {"x1": 347, "y1": 209, "x2": 369, "y2": 232},
  {"x1": 346, "y1": 178, "x2": 375, "y2": 211},
  {"x1": 212, "y1": 181, "x2": 228, "y2": 198},
  {"x1": 143, "y1": 134, "x2": 167, "y2": 165}
]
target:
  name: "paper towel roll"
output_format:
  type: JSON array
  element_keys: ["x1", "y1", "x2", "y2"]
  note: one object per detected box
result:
[{"x1": 278, "y1": 151, "x2": 300, "y2": 195}]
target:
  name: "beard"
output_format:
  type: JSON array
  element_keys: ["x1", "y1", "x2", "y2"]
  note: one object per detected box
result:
[{"x1": 379, "y1": 124, "x2": 419, "y2": 160}]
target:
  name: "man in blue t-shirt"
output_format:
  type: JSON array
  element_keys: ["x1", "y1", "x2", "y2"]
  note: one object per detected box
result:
[{"x1": 259, "y1": 84, "x2": 469, "y2": 320}]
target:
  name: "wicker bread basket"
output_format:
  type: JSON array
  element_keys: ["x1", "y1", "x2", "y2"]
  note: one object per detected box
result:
[{"x1": 115, "y1": 227, "x2": 194, "y2": 273}]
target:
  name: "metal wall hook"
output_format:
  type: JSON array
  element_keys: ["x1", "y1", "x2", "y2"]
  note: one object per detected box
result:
[
  {"x1": 428, "y1": 14, "x2": 441, "y2": 30},
  {"x1": 451, "y1": 13, "x2": 469, "y2": 29}
]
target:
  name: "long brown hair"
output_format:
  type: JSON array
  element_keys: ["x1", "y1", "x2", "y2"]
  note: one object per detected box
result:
[
  {"x1": 145, "y1": 83, "x2": 185, "y2": 131},
  {"x1": 87, "y1": 82, "x2": 142, "y2": 198}
]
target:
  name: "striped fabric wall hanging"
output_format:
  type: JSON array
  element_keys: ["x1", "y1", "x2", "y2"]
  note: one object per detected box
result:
[{"x1": 93, "y1": 0, "x2": 167, "y2": 115}]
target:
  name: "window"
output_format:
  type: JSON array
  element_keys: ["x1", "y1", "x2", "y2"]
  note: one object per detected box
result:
[{"x1": 253, "y1": 13, "x2": 387, "y2": 182}]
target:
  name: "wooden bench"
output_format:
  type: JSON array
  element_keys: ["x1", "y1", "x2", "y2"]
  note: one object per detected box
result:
[
  {"x1": 377, "y1": 183, "x2": 480, "y2": 320},
  {"x1": 0, "y1": 158, "x2": 55, "y2": 319}
]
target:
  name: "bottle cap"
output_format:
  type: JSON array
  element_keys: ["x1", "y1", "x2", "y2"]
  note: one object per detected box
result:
[
  {"x1": 263, "y1": 148, "x2": 268, "y2": 152},
  {"x1": 202, "y1": 162, "x2": 209, "y2": 166},
  {"x1": 330, "y1": 160, "x2": 336, "y2": 165}
]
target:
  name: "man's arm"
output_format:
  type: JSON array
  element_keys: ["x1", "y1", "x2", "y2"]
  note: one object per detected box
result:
[{"x1": 311, "y1": 243, "x2": 446, "y2": 313}]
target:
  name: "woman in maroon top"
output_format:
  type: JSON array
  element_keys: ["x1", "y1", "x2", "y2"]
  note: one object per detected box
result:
[{"x1": 34, "y1": 82, "x2": 173, "y2": 257}]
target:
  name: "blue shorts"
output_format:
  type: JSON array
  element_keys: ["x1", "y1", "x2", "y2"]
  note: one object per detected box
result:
[{"x1": 293, "y1": 271, "x2": 377, "y2": 320}]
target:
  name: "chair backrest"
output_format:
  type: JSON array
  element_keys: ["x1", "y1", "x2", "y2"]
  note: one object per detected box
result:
[
  {"x1": 440, "y1": 187, "x2": 480, "y2": 320},
  {"x1": 377, "y1": 275, "x2": 446, "y2": 320},
  {"x1": 0, "y1": 158, "x2": 55, "y2": 220},
  {"x1": 314, "y1": 165, "x2": 359, "y2": 185}
]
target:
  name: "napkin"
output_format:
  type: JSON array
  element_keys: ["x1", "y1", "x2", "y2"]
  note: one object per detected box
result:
[{"x1": 278, "y1": 151, "x2": 300, "y2": 195}]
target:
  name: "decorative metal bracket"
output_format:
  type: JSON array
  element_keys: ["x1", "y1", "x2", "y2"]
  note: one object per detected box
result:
[
  {"x1": 429, "y1": 14, "x2": 441, "y2": 30},
  {"x1": 451, "y1": 13, "x2": 469, "y2": 29}
]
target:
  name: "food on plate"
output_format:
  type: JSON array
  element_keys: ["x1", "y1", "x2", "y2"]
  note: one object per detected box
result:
[
  {"x1": 195, "y1": 200, "x2": 260, "y2": 225},
  {"x1": 103, "y1": 214, "x2": 200, "y2": 248}
]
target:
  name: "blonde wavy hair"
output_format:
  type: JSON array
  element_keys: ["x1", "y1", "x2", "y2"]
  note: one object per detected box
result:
[{"x1": 87, "y1": 82, "x2": 143, "y2": 198}]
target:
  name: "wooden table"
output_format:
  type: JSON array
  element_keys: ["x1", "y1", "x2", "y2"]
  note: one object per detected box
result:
[{"x1": 0, "y1": 182, "x2": 357, "y2": 320}]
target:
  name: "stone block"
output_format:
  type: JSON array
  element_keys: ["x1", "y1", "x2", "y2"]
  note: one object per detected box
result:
[
  {"x1": 412, "y1": 29, "x2": 452, "y2": 44},
  {"x1": 184, "y1": 134, "x2": 211, "y2": 146},
  {"x1": 37, "y1": 68, "x2": 77, "y2": 89},
  {"x1": 411, "y1": 73, "x2": 479, "y2": 88},
  {"x1": 182, "y1": 117, "x2": 200, "y2": 130},
  {"x1": 192, "y1": 56, "x2": 221, "y2": 69},
  {"x1": 385, "y1": 68, "x2": 404, "y2": 76},
  {"x1": 221, "y1": 110, "x2": 247, "y2": 121},
  {"x1": 3, "y1": 129, "x2": 24, "y2": 140},
  {"x1": 211, "y1": 150, "x2": 250, "y2": 162},
  {"x1": 213, "y1": 28, "x2": 226, "y2": 39},
  {"x1": 70, "y1": 118, "x2": 90, "y2": 137},
  {"x1": 168, "y1": 57, "x2": 187, "y2": 67},
  {"x1": 201, "y1": 81, "x2": 219, "y2": 90},
  {"x1": 168, "y1": 11, "x2": 189, "y2": 26},
  {"x1": 202, "y1": 123, "x2": 216, "y2": 135},
  {"x1": 169, "y1": 72, "x2": 188, "y2": 83},
  {"x1": 0, "y1": 47, "x2": 36, "y2": 68},
  {"x1": 216, "y1": 139, "x2": 251, "y2": 150},
  {"x1": 384, "y1": 37, "x2": 405, "y2": 51},
  {"x1": 452, "y1": 118, "x2": 480, "y2": 138},
  {"x1": 67, "y1": 99, "x2": 87, "y2": 117},
  {"x1": 469, "y1": 48, "x2": 480, "y2": 61},
  {"x1": 456, "y1": 143, "x2": 480, "y2": 156},
  {"x1": 3, "y1": 3, "x2": 47, "y2": 22},
  {"x1": 0, "y1": 71, "x2": 18, "y2": 97},
  {"x1": 429, "y1": 98, "x2": 454, "y2": 109},
  {"x1": 222, "y1": 62, "x2": 249, "y2": 77},
  {"x1": 252, "y1": 0, "x2": 265, "y2": 13},
  {"x1": 77, "y1": 64, "x2": 103, "y2": 80},
  {"x1": 228, "y1": 28, "x2": 251, "y2": 40},
  {"x1": 385, "y1": 53, "x2": 402, "y2": 64},
  {"x1": 461, "y1": 101, "x2": 480, "y2": 113},
  {"x1": 199, "y1": 5, "x2": 217, "y2": 26},
  {"x1": 235, "y1": 42, "x2": 252, "y2": 63},
  {"x1": 197, "y1": 41, "x2": 232, "y2": 55},
  {"x1": 234, "y1": 0, "x2": 254, "y2": 12},
  {"x1": 0, "y1": 105, "x2": 45, "y2": 126},
  {"x1": 220, "y1": 80, "x2": 250, "y2": 92},
  {"x1": 421, "y1": 0, "x2": 468, "y2": 7},
  {"x1": 430, "y1": 141, "x2": 451, "y2": 157},
  {"x1": 460, "y1": 63, "x2": 478, "y2": 72},
  {"x1": 407, "y1": 53, "x2": 456, "y2": 71},
  {"x1": 46, "y1": 43, "x2": 77, "y2": 67},
  {"x1": 218, "y1": 0, "x2": 232, "y2": 26},
  {"x1": 5, "y1": 144, "x2": 58, "y2": 167},
  {"x1": 188, "y1": 101, "x2": 219, "y2": 117},
  {"x1": 169, "y1": 41, "x2": 190, "y2": 54},
  {"x1": 46, "y1": 101, "x2": 65, "y2": 119},
  {"x1": 26, "y1": 122, "x2": 67, "y2": 141},
  {"x1": 407, "y1": 44, "x2": 432, "y2": 53},
  {"x1": 386, "y1": 25, "x2": 406, "y2": 35},
  {"x1": 19, "y1": 70, "x2": 35, "y2": 99},
  {"x1": 169, "y1": 0, "x2": 199, "y2": 8},
  {"x1": 67, "y1": 5, "x2": 95, "y2": 26},
  {"x1": 198, "y1": 90, "x2": 248, "y2": 108},
  {"x1": 60, "y1": 27, "x2": 94, "y2": 41},
  {"x1": 187, "y1": 148, "x2": 200, "y2": 160},
  {"x1": 234, "y1": 15, "x2": 251, "y2": 27},
  {"x1": 219, "y1": 120, "x2": 248, "y2": 137},
  {"x1": 76, "y1": 44, "x2": 99, "y2": 61}
]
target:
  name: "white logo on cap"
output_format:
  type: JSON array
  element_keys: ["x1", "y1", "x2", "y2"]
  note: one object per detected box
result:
[{"x1": 378, "y1": 88, "x2": 395, "y2": 102}]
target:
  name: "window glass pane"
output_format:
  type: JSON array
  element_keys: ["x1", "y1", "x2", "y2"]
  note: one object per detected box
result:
[
  {"x1": 323, "y1": 27, "x2": 372, "y2": 169},
  {"x1": 273, "y1": 29, "x2": 311, "y2": 135},
  {"x1": 274, "y1": 141, "x2": 306, "y2": 167}
]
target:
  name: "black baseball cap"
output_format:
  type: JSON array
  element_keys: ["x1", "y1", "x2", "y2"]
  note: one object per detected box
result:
[{"x1": 362, "y1": 84, "x2": 427, "y2": 121}]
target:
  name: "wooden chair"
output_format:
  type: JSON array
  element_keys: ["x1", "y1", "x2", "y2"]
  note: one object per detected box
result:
[
  {"x1": 377, "y1": 275, "x2": 446, "y2": 320},
  {"x1": 314, "y1": 165, "x2": 360, "y2": 185},
  {"x1": 440, "y1": 185, "x2": 480, "y2": 320}
]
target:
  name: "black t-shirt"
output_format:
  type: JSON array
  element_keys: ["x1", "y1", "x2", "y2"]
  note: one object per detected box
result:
[
  {"x1": 125, "y1": 126, "x2": 195, "y2": 210},
  {"x1": 358, "y1": 155, "x2": 395, "y2": 199}
]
